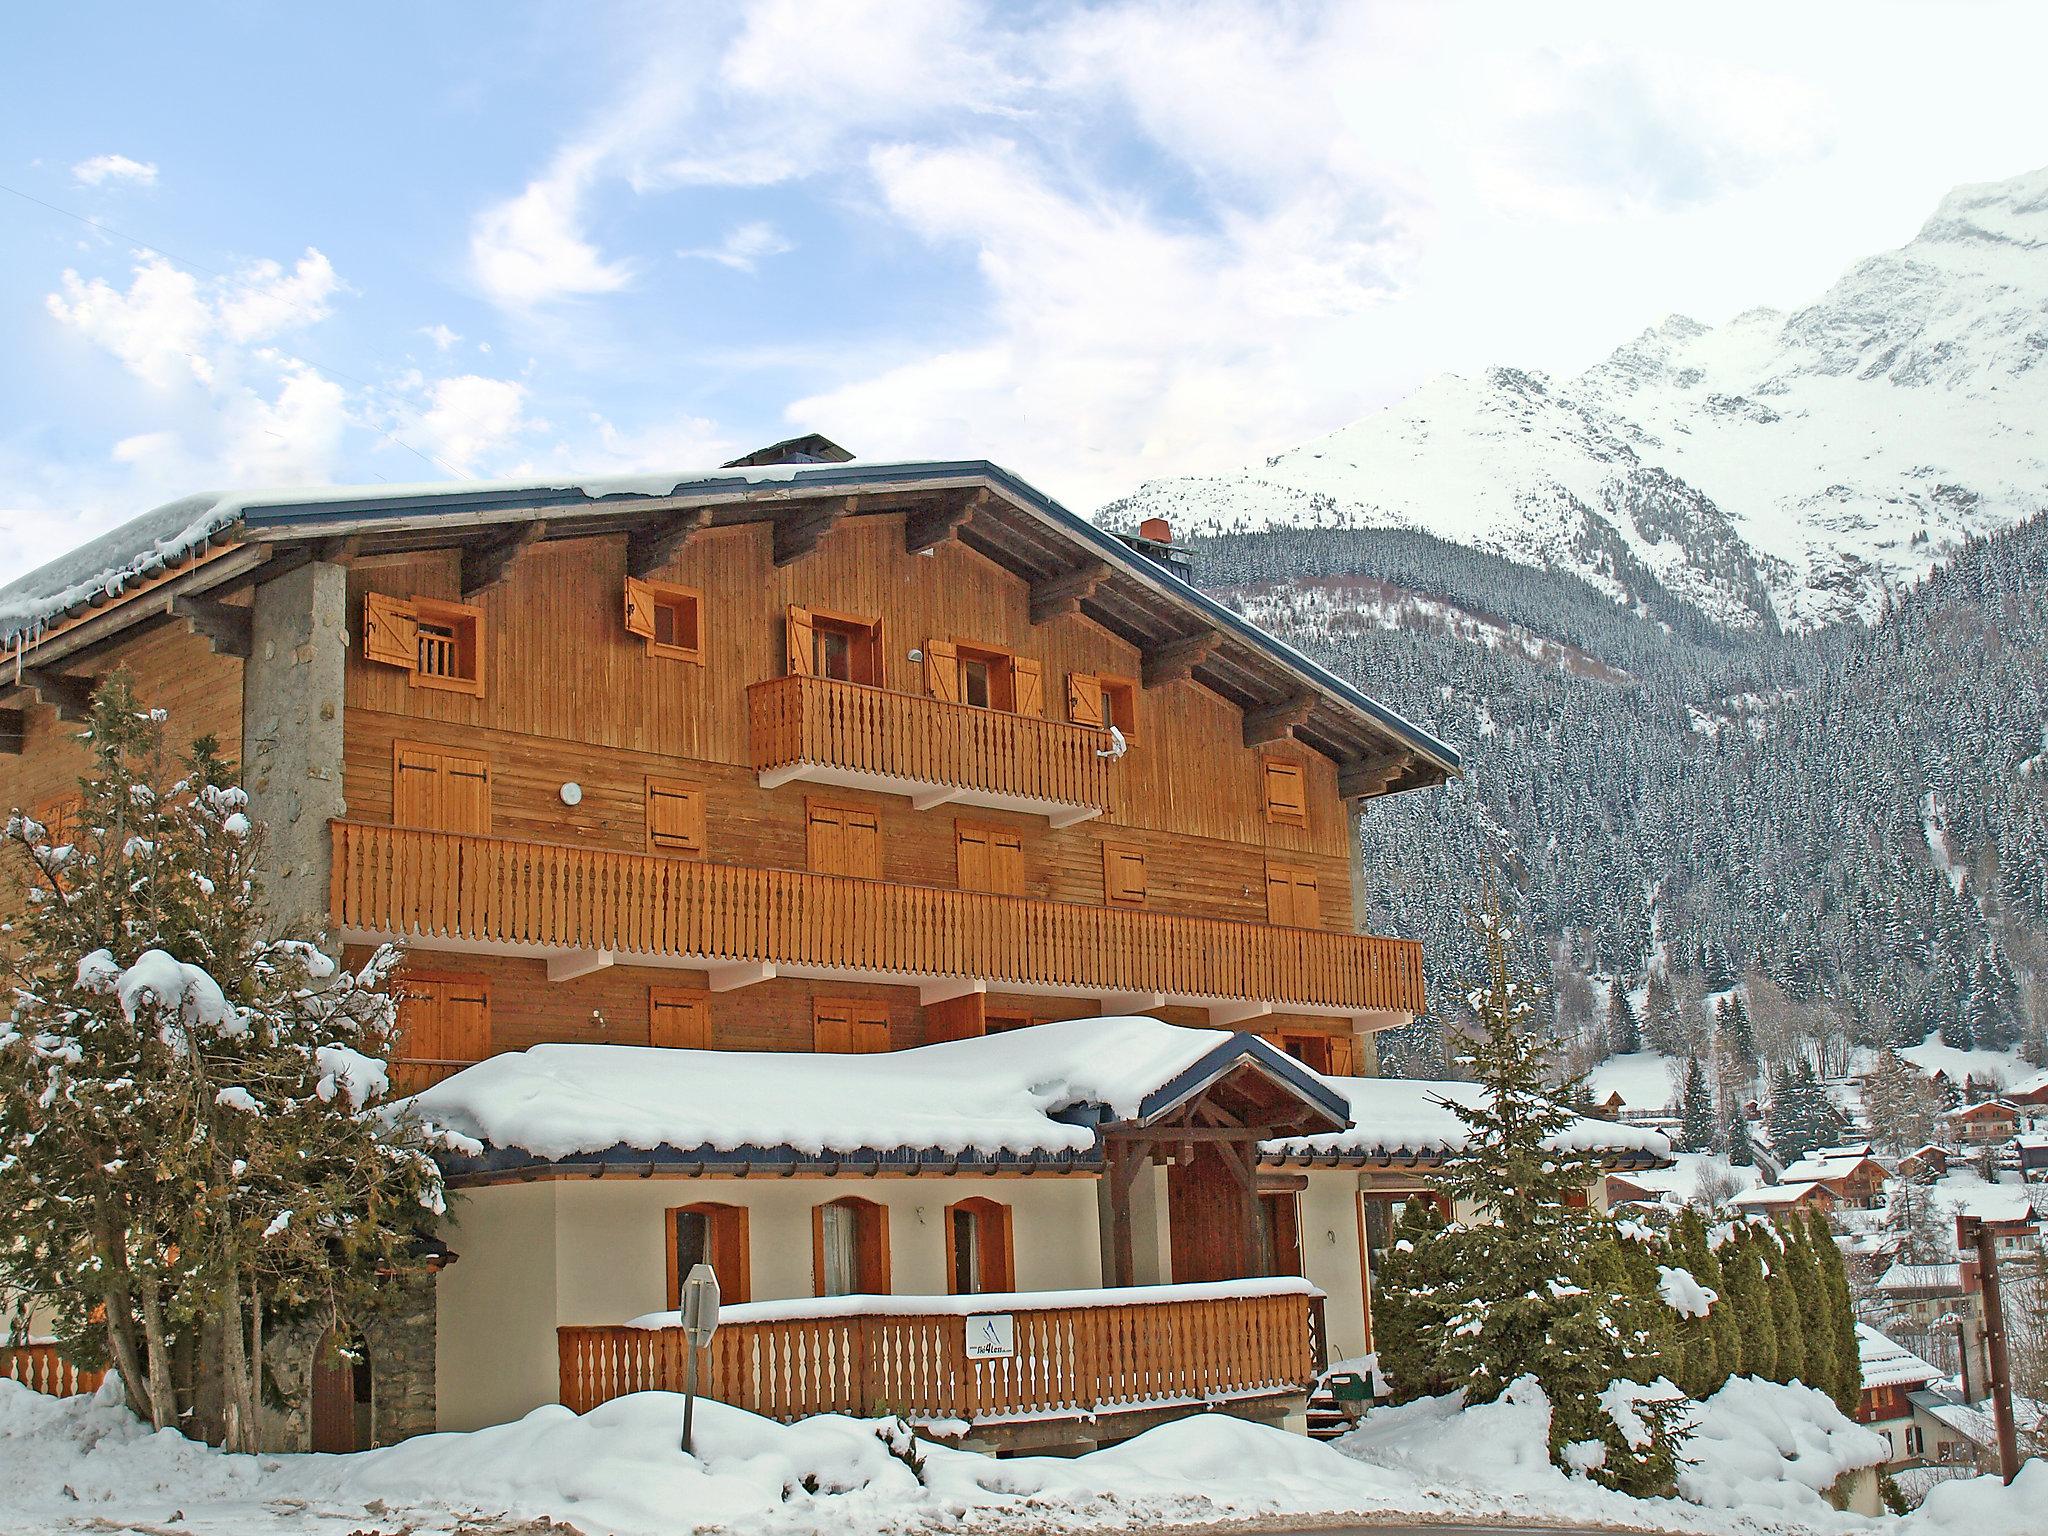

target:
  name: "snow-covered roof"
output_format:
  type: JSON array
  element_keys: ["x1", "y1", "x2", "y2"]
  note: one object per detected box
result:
[
  {"x1": 1855, "y1": 1325, "x2": 1942, "y2": 1392},
  {"x1": 403, "y1": 1017, "x2": 1347, "y2": 1170},
  {"x1": 1602, "y1": 1152, "x2": 1762, "y2": 1205},
  {"x1": 1777, "y1": 1152, "x2": 1885, "y2": 1183},
  {"x1": 1943, "y1": 1098, "x2": 2019, "y2": 1119},
  {"x1": 1929, "y1": 1174, "x2": 2037, "y2": 1225},
  {"x1": 1728, "y1": 1181, "x2": 1829, "y2": 1209},
  {"x1": 1874, "y1": 1261, "x2": 1963, "y2": 1294},
  {"x1": 1259, "y1": 1074, "x2": 1672, "y2": 1166}
]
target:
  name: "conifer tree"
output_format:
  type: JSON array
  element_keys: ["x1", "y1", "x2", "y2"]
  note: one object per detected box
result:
[
  {"x1": 1679, "y1": 1059, "x2": 1718, "y2": 1152},
  {"x1": 1643, "y1": 973, "x2": 1681, "y2": 1056},
  {"x1": 1804, "y1": 1211, "x2": 1862, "y2": 1413},
  {"x1": 1725, "y1": 1106, "x2": 1756, "y2": 1166},
  {"x1": 1717, "y1": 1225, "x2": 1778, "y2": 1379},
  {"x1": 0, "y1": 677, "x2": 450, "y2": 1448},
  {"x1": 1719, "y1": 993, "x2": 1758, "y2": 1075},
  {"x1": 1762, "y1": 1230, "x2": 1808, "y2": 1384},
  {"x1": 1670, "y1": 1210, "x2": 1739, "y2": 1398},
  {"x1": 1607, "y1": 982, "x2": 1643, "y2": 1055}
]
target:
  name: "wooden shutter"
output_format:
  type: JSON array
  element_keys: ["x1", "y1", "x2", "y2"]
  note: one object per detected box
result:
[
  {"x1": 1263, "y1": 759, "x2": 1308, "y2": 827},
  {"x1": 393, "y1": 743, "x2": 490, "y2": 833},
  {"x1": 646, "y1": 778, "x2": 706, "y2": 853},
  {"x1": 956, "y1": 822, "x2": 990, "y2": 892},
  {"x1": 1013, "y1": 658, "x2": 1044, "y2": 718},
  {"x1": 925, "y1": 639, "x2": 960, "y2": 702},
  {"x1": 956, "y1": 823, "x2": 1024, "y2": 895},
  {"x1": 440, "y1": 981, "x2": 491, "y2": 1061},
  {"x1": 362, "y1": 592, "x2": 418, "y2": 670},
  {"x1": 807, "y1": 801, "x2": 880, "y2": 879},
  {"x1": 786, "y1": 606, "x2": 816, "y2": 676},
  {"x1": 649, "y1": 989, "x2": 710, "y2": 1049},
  {"x1": 1328, "y1": 1033, "x2": 1358, "y2": 1077},
  {"x1": 1265, "y1": 862, "x2": 1320, "y2": 926},
  {"x1": 814, "y1": 998, "x2": 890, "y2": 1054},
  {"x1": 34, "y1": 793, "x2": 84, "y2": 845},
  {"x1": 1102, "y1": 843, "x2": 1147, "y2": 907},
  {"x1": 442, "y1": 753, "x2": 491, "y2": 835},
  {"x1": 842, "y1": 808, "x2": 880, "y2": 879},
  {"x1": 988, "y1": 829, "x2": 1024, "y2": 895},
  {"x1": 393, "y1": 744, "x2": 444, "y2": 829},
  {"x1": 1067, "y1": 672, "x2": 1106, "y2": 728},
  {"x1": 623, "y1": 577, "x2": 657, "y2": 640}
]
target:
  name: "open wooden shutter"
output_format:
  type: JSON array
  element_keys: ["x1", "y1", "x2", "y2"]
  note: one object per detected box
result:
[
  {"x1": 1013, "y1": 658, "x2": 1044, "y2": 717},
  {"x1": 1102, "y1": 843, "x2": 1147, "y2": 907},
  {"x1": 925, "y1": 639, "x2": 960, "y2": 702},
  {"x1": 362, "y1": 592, "x2": 418, "y2": 670},
  {"x1": 1067, "y1": 672, "x2": 1106, "y2": 727},
  {"x1": 649, "y1": 990, "x2": 710, "y2": 1049},
  {"x1": 785, "y1": 606, "x2": 816, "y2": 676},
  {"x1": 646, "y1": 779, "x2": 706, "y2": 852},
  {"x1": 623, "y1": 578, "x2": 658, "y2": 640}
]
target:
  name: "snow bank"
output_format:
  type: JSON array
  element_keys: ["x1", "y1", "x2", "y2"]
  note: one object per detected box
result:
[
  {"x1": 1680, "y1": 1376, "x2": 1886, "y2": 1516},
  {"x1": 1903, "y1": 1459, "x2": 2048, "y2": 1536}
]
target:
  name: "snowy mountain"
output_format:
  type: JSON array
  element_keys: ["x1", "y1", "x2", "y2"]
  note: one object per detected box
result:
[{"x1": 1106, "y1": 167, "x2": 2048, "y2": 630}]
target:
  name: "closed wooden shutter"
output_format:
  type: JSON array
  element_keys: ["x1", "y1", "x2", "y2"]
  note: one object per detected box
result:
[
  {"x1": 925, "y1": 639, "x2": 960, "y2": 702},
  {"x1": 956, "y1": 822, "x2": 990, "y2": 892},
  {"x1": 1328, "y1": 1033, "x2": 1358, "y2": 1077},
  {"x1": 807, "y1": 802, "x2": 881, "y2": 879},
  {"x1": 1265, "y1": 862, "x2": 1320, "y2": 926},
  {"x1": 649, "y1": 989, "x2": 710, "y2": 1049},
  {"x1": 394, "y1": 743, "x2": 491, "y2": 833},
  {"x1": 955, "y1": 822, "x2": 1024, "y2": 895},
  {"x1": 397, "y1": 977, "x2": 489, "y2": 1063},
  {"x1": 1263, "y1": 759, "x2": 1308, "y2": 827},
  {"x1": 623, "y1": 577, "x2": 658, "y2": 640},
  {"x1": 646, "y1": 778, "x2": 706, "y2": 853},
  {"x1": 814, "y1": 998, "x2": 890, "y2": 1053},
  {"x1": 1067, "y1": 672, "x2": 1106, "y2": 728},
  {"x1": 443, "y1": 755, "x2": 491, "y2": 835},
  {"x1": 362, "y1": 592, "x2": 419, "y2": 669},
  {"x1": 989, "y1": 829, "x2": 1024, "y2": 895},
  {"x1": 1013, "y1": 658, "x2": 1044, "y2": 717},
  {"x1": 392, "y1": 744, "x2": 445, "y2": 828},
  {"x1": 34, "y1": 793, "x2": 84, "y2": 845},
  {"x1": 1102, "y1": 843, "x2": 1148, "y2": 907},
  {"x1": 786, "y1": 606, "x2": 816, "y2": 676}
]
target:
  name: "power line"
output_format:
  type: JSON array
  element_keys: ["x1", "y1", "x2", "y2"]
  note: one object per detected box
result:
[{"x1": 1, "y1": 179, "x2": 471, "y2": 481}]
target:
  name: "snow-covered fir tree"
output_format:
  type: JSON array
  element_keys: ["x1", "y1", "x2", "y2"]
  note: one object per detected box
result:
[
  {"x1": 0, "y1": 677, "x2": 453, "y2": 1449},
  {"x1": 1606, "y1": 984, "x2": 1642, "y2": 1056},
  {"x1": 1678, "y1": 1059, "x2": 1718, "y2": 1153}
]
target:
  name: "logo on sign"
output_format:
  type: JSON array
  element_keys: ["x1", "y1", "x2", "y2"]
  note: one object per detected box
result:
[{"x1": 966, "y1": 1313, "x2": 1015, "y2": 1360}]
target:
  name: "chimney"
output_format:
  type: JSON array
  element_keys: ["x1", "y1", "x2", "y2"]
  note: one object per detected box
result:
[{"x1": 1112, "y1": 516, "x2": 1193, "y2": 580}]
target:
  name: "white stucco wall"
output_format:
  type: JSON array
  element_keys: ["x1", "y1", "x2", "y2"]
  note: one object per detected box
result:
[
  {"x1": 434, "y1": 1181, "x2": 559, "y2": 1433},
  {"x1": 1299, "y1": 1173, "x2": 1370, "y2": 1363}
]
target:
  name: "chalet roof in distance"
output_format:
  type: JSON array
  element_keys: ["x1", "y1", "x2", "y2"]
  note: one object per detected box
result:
[{"x1": 0, "y1": 456, "x2": 1460, "y2": 792}]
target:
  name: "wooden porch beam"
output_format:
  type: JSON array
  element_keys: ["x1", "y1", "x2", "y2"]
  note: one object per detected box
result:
[
  {"x1": 1028, "y1": 559, "x2": 1110, "y2": 625},
  {"x1": 169, "y1": 596, "x2": 252, "y2": 659},
  {"x1": 626, "y1": 506, "x2": 712, "y2": 578},
  {"x1": 311, "y1": 534, "x2": 362, "y2": 563},
  {"x1": 1242, "y1": 692, "x2": 1316, "y2": 747},
  {"x1": 1337, "y1": 752, "x2": 1406, "y2": 800},
  {"x1": 21, "y1": 669, "x2": 97, "y2": 723},
  {"x1": 904, "y1": 490, "x2": 981, "y2": 555},
  {"x1": 1141, "y1": 629, "x2": 1222, "y2": 689},
  {"x1": 461, "y1": 520, "x2": 547, "y2": 599},
  {"x1": 773, "y1": 497, "x2": 855, "y2": 567}
]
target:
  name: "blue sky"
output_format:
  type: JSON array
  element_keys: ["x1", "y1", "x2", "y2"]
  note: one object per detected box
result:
[{"x1": 4, "y1": 0, "x2": 2047, "y2": 585}]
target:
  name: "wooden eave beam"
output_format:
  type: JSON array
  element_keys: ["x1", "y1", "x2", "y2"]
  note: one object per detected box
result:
[
  {"x1": 1337, "y1": 752, "x2": 1407, "y2": 800},
  {"x1": 905, "y1": 490, "x2": 983, "y2": 555},
  {"x1": 1141, "y1": 629, "x2": 1223, "y2": 689},
  {"x1": 170, "y1": 596, "x2": 252, "y2": 660},
  {"x1": 772, "y1": 496, "x2": 854, "y2": 567},
  {"x1": 21, "y1": 669, "x2": 98, "y2": 723},
  {"x1": 1028, "y1": 559, "x2": 1110, "y2": 625},
  {"x1": 626, "y1": 506, "x2": 713, "y2": 578},
  {"x1": 460, "y1": 520, "x2": 547, "y2": 598},
  {"x1": 1242, "y1": 692, "x2": 1317, "y2": 747}
]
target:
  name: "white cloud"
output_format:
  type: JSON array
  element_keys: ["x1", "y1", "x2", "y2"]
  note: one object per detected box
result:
[
  {"x1": 421, "y1": 323, "x2": 462, "y2": 352},
  {"x1": 417, "y1": 374, "x2": 538, "y2": 475},
  {"x1": 72, "y1": 153, "x2": 159, "y2": 188},
  {"x1": 678, "y1": 220, "x2": 793, "y2": 271},
  {"x1": 217, "y1": 250, "x2": 343, "y2": 341},
  {"x1": 469, "y1": 150, "x2": 636, "y2": 309},
  {"x1": 219, "y1": 366, "x2": 351, "y2": 484},
  {"x1": 46, "y1": 258, "x2": 216, "y2": 388}
]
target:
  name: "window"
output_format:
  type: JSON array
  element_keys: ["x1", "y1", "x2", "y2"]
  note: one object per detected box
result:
[
  {"x1": 946, "y1": 1197, "x2": 1015, "y2": 1294},
  {"x1": 926, "y1": 639, "x2": 1043, "y2": 716},
  {"x1": 646, "y1": 777, "x2": 706, "y2": 854},
  {"x1": 787, "y1": 605, "x2": 885, "y2": 686},
  {"x1": 391, "y1": 974, "x2": 490, "y2": 1092},
  {"x1": 1358, "y1": 1191, "x2": 1447, "y2": 1266},
  {"x1": 1905, "y1": 1425, "x2": 1923, "y2": 1457},
  {"x1": 623, "y1": 578, "x2": 704, "y2": 663},
  {"x1": 667, "y1": 1203, "x2": 749, "y2": 1306},
  {"x1": 1277, "y1": 1032, "x2": 1335, "y2": 1074},
  {"x1": 1068, "y1": 672, "x2": 1138, "y2": 737},
  {"x1": 813, "y1": 1196, "x2": 889, "y2": 1296},
  {"x1": 806, "y1": 799, "x2": 881, "y2": 879},
  {"x1": 1262, "y1": 758, "x2": 1307, "y2": 827},
  {"x1": 363, "y1": 592, "x2": 484, "y2": 696},
  {"x1": 1261, "y1": 1189, "x2": 1303, "y2": 1276},
  {"x1": 392, "y1": 742, "x2": 491, "y2": 834},
  {"x1": 955, "y1": 821, "x2": 1025, "y2": 895},
  {"x1": 1264, "y1": 862, "x2": 1321, "y2": 928},
  {"x1": 1101, "y1": 842, "x2": 1148, "y2": 907},
  {"x1": 814, "y1": 996, "x2": 891, "y2": 1053},
  {"x1": 649, "y1": 988, "x2": 710, "y2": 1049}
]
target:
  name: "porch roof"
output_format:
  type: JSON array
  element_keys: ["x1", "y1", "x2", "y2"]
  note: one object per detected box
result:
[{"x1": 406, "y1": 1016, "x2": 1347, "y2": 1178}]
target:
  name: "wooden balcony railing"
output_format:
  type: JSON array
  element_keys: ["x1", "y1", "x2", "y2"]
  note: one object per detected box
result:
[
  {"x1": 559, "y1": 1279, "x2": 1316, "y2": 1423},
  {"x1": 749, "y1": 675, "x2": 1112, "y2": 823},
  {"x1": 3, "y1": 1343, "x2": 106, "y2": 1398},
  {"x1": 331, "y1": 823, "x2": 1425, "y2": 1017}
]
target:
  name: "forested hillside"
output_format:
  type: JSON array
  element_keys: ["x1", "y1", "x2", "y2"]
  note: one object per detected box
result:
[{"x1": 1195, "y1": 516, "x2": 2048, "y2": 1077}]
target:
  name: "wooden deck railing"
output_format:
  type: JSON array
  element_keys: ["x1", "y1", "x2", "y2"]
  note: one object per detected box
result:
[
  {"x1": 749, "y1": 675, "x2": 1112, "y2": 815},
  {"x1": 3, "y1": 1343, "x2": 106, "y2": 1398},
  {"x1": 559, "y1": 1281, "x2": 1316, "y2": 1423},
  {"x1": 331, "y1": 822, "x2": 1425, "y2": 1015}
]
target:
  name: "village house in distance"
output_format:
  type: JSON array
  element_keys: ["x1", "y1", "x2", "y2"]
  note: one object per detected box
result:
[{"x1": 0, "y1": 439, "x2": 1666, "y2": 1453}]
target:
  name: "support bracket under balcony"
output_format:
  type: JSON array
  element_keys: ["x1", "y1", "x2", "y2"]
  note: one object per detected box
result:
[
  {"x1": 708, "y1": 961, "x2": 778, "y2": 992},
  {"x1": 1047, "y1": 805, "x2": 1103, "y2": 829},
  {"x1": 909, "y1": 786, "x2": 964, "y2": 811},
  {"x1": 1207, "y1": 1000, "x2": 1274, "y2": 1028},
  {"x1": 1100, "y1": 992, "x2": 1167, "y2": 1016},
  {"x1": 547, "y1": 949, "x2": 616, "y2": 983},
  {"x1": 919, "y1": 978, "x2": 986, "y2": 1006}
]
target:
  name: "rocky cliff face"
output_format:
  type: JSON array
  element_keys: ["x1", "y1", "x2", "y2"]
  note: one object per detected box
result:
[{"x1": 1105, "y1": 167, "x2": 2048, "y2": 631}]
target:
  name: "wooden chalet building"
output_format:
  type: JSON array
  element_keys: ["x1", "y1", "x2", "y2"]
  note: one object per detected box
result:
[{"x1": 0, "y1": 444, "x2": 1669, "y2": 1452}]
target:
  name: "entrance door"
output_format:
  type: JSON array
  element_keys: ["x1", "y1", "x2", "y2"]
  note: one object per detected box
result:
[
  {"x1": 308, "y1": 1332, "x2": 371, "y2": 1453},
  {"x1": 1166, "y1": 1142, "x2": 1258, "y2": 1283}
]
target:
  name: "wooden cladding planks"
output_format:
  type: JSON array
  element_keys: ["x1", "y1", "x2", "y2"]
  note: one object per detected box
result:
[
  {"x1": 331, "y1": 822, "x2": 1425, "y2": 1014},
  {"x1": 556, "y1": 1286, "x2": 1315, "y2": 1420}
]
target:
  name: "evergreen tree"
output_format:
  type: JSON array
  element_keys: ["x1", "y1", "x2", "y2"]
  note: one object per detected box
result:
[
  {"x1": 0, "y1": 677, "x2": 449, "y2": 1448},
  {"x1": 1644, "y1": 973, "x2": 1682, "y2": 1056},
  {"x1": 1717, "y1": 1225, "x2": 1778, "y2": 1380},
  {"x1": 1803, "y1": 1211, "x2": 1863, "y2": 1414},
  {"x1": 1780, "y1": 1218, "x2": 1834, "y2": 1391},
  {"x1": 1762, "y1": 1230, "x2": 1808, "y2": 1385},
  {"x1": 1864, "y1": 1049, "x2": 1941, "y2": 1155},
  {"x1": 1679, "y1": 1058, "x2": 1718, "y2": 1152},
  {"x1": 1725, "y1": 1106, "x2": 1756, "y2": 1166},
  {"x1": 1720, "y1": 994, "x2": 1758, "y2": 1075},
  {"x1": 1607, "y1": 982, "x2": 1643, "y2": 1056},
  {"x1": 1668, "y1": 1209, "x2": 1738, "y2": 1399}
]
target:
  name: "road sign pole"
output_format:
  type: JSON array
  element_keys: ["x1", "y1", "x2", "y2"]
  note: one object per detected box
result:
[
  {"x1": 677, "y1": 1261, "x2": 721, "y2": 1458},
  {"x1": 682, "y1": 1335, "x2": 699, "y2": 1456}
]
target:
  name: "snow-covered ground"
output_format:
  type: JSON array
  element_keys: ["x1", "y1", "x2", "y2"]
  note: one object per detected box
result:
[
  {"x1": 5, "y1": 1373, "x2": 2040, "y2": 1536},
  {"x1": 1587, "y1": 1050, "x2": 1684, "y2": 1114}
]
